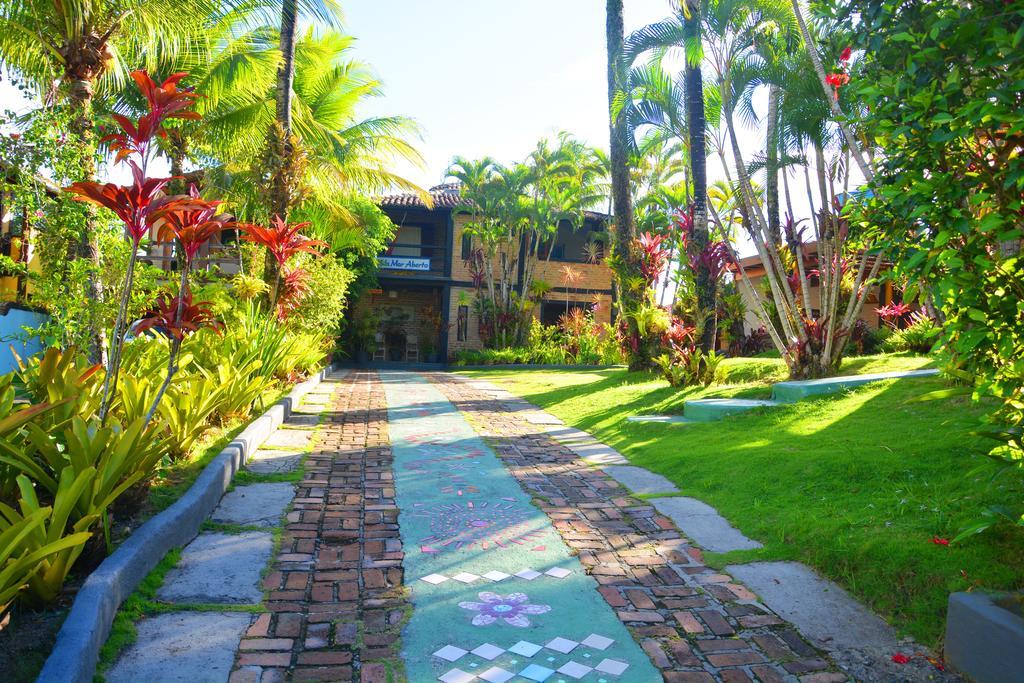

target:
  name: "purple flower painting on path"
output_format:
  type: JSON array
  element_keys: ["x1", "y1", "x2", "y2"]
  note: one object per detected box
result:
[{"x1": 459, "y1": 592, "x2": 551, "y2": 627}]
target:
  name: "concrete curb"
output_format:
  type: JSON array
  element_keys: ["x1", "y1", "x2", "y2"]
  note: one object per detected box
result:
[{"x1": 37, "y1": 364, "x2": 338, "y2": 683}]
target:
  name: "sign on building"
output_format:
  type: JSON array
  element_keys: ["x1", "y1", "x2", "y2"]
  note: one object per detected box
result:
[{"x1": 380, "y1": 256, "x2": 431, "y2": 271}]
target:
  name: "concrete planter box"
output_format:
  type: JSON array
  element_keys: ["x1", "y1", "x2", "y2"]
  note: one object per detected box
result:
[{"x1": 945, "y1": 591, "x2": 1024, "y2": 683}]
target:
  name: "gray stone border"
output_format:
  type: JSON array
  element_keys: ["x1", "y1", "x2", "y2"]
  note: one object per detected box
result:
[{"x1": 37, "y1": 364, "x2": 339, "y2": 683}]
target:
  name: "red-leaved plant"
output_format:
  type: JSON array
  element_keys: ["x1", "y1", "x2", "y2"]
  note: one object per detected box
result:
[
  {"x1": 636, "y1": 232, "x2": 669, "y2": 287},
  {"x1": 65, "y1": 70, "x2": 230, "y2": 423},
  {"x1": 241, "y1": 216, "x2": 326, "y2": 307},
  {"x1": 275, "y1": 266, "x2": 312, "y2": 321},
  {"x1": 877, "y1": 302, "x2": 913, "y2": 329}
]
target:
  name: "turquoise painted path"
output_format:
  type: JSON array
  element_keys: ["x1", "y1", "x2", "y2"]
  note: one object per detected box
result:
[{"x1": 381, "y1": 372, "x2": 658, "y2": 683}]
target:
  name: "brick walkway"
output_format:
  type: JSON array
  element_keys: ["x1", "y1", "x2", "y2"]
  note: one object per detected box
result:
[
  {"x1": 231, "y1": 371, "x2": 851, "y2": 682},
  {"x1": 231, "y1": 371, "x2": 407, "y2": 683},
  {"x1": 428, "y1": 373, "x2": 850, "y2": 683}
]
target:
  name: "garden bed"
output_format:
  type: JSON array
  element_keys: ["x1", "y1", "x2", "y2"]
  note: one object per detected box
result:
[
  {"x1": 33, "y1": 366, "x2": 334, "y2": 683},
  {"x1": 458, "y1": 353, "x2": 1024, "y2": 648},
  {"x1": 0, "y1": 412, "x2": 261, "y2": 682}
]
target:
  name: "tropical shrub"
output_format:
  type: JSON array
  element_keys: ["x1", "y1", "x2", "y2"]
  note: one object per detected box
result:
[
  {"x1": 1, "y1": 474, "x2": 96, "y2": 606},
  {"x1": 0, "y1": 502, "x2": 91, "y2": 612},
  {"x1": 729, "y1": 327, "x2": 772, "y2": 358},
  {"x1": 156, "y1": 378, "x2": 224, "y2": 460},
  {"x1": 881, "y1": 315, "x2": 939, "y2": 354},
  {"x1": 838, "y1": 0, "x2": 1024, "y2": 536},
  {"x1": 288, "y1": 254, "x2": 354, "y2": 336}
]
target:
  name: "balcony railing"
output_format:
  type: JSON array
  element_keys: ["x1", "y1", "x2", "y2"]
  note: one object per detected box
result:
[{"x1": 142, "y1": 241, "x2": 241, "y2": 273}]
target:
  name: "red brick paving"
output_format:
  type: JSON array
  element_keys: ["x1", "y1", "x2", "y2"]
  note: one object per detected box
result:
[
  {"x1": 429, "y1": 373, "x2": 850, "y2": 683},
  {"x1": 230, "y1": 372, "x2": 406, "y2": 683},
  {"x1": 230, "y1": 371, "x2": 851, "y2": 682}
]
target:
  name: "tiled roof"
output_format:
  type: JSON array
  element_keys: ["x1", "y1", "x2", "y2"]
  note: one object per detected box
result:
[
  {"x1": 377, "y1": 183, "x2": 610, "y2": 222},
  {"x1": 377, "y1": 183, "x2": 468, "y2": 210}
]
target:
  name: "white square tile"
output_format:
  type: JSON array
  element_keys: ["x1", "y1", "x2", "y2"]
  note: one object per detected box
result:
[
  {"x1": 514, "y1": 569, "x2": 542, "y2": 580},
  {"x1": 595, "y1": 659, "x2": 629, "y2": 675},
  {"x1": 544, "y1": 567, "x2": 572, "y2": 579},
  {"x1": 557, "y1": 661, "x2": 593, "y2": 679},
  {"x1": 545, "y1": 637, "x2": 579, "y2": 654},
  {"x1": 452, "y1": 572, "x2": 481, "y2": 583},
  {"x1": 421, "y1": 574, "x2": 449, "y2": 585},
  {"x1": 439, "y1": 668, "x2": 476, "y2": 683},
  {"x1": 508, "y1": 640, "x2": 543, "y2": 657},
  {"x1": 580, "y1": 633, "x2": 615, "y2": 651},
  {"x1": 482, "y1": 571, "x2": 510, "y2": 582},
  {"x1": 433, "y1": 645, "x2": 469, "y2": 662},
  {"x1": 471, "y1": 643, "x2": 505, "y2": 660},
  {"x1": 478, "y1": 666, "x2": 514, "y2": 683},
  {"x1": 518, "y1": 664, "x2": 555, "y2": 682}
]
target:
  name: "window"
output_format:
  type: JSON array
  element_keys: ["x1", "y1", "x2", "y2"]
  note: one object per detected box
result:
[
  {"x1": 541, "y1": 301, "x2": 587, "y2": 326},
  {"x1": 391, "y1": 225, "x2": 422, "y2": 257},
  {"x1": 461, "y1": 231, "x2": 472, "y2": 259},
  {"x1": 457, "y1": 305, "x2": 469, "y2": 341}
]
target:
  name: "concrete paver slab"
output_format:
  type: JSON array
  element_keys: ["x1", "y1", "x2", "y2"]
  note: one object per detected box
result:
[
  {"x1": 725, "y1": 561, "x2": 896, "y2": 651},
  {"x1": 106, "y1": 612, "x2": 251, "y2": 683},
  {"x1": 263, "y1": 428, "x2": 314, "y2": 450},
  {"x1": 602, "y1": 465, "x2": 680, "y2": 494},
  {"x1": 650, "y1": 497, "x2": 762, "y2": 552},
  {"x1": 285, "y1": 413, "x2": 321, "y2": 427},
  {"x1": 247, "y1": 449, "x2": 304, "y2": 474},
  {"x1": 211, "y1": 483, "x2": 294, "y2": 528},
  {"x1": 158, "y1": 532, "x2": 273, "y2": 604}
]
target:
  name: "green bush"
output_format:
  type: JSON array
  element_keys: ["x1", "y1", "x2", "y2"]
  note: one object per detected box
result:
[{"x1": 881, "y1": 317, "x2": 940, "y2": 354}]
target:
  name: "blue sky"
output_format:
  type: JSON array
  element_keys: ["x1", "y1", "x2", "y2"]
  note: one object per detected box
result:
[
  {"x1": 340, "y1": 0, "x2": 676, "y2": 188},
  {"x1": 1, "y1": 0, "x2": 857, "y2": 230}
]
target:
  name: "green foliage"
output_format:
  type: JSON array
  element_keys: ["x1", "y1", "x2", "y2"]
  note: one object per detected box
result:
[
  {"x1": 654, "y1": 348, "x2": 724, "y2": 388},
  {"x1": 2, "y1": 472, "x2": 97, "y2": 606},
  {"x1": 157, "y1": 378, "x2": 224, "y2": 461},
  {"x1": 881, "y1": 317, "x2": 940, "y2": 355},
  {"x1": 288, "y1": 254, "x2": 353, "y2": 336},
  {"x1": 455, "y1": 312, "x2": 625, "y2": 367},
  {"x1": 0, "y1": 503, "x2": 91, "y2": 613},
  {"x1": 841, "y1": 0, "x2": 1024, "y2": 535}
]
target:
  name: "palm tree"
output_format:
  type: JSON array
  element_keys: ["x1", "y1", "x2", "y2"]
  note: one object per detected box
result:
[
  {"x1": 623, "y1": 0, "x2": 718, "y2": 352},
  {"x1": 198, "y1": 29, "x2": 425, "y2": 233},
  {"x1": 606, "y1": 0, "x2": 648, "y2": 369},
  {"x1": 0, "y1": 0, "x2": 214, "y2": 359},
  {"x1": 788, "y1": 0, "x2": 872, "y2": 181}
]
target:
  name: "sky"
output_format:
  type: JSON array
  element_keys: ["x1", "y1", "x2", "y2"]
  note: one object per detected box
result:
[{"x1": 1, "y1": 0, "x2": 863, "y2": 245}]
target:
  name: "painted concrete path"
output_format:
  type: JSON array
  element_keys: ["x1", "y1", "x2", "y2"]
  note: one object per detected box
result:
[{"x1": 382, "y1": 371, "x2": 659, "y2": 682}]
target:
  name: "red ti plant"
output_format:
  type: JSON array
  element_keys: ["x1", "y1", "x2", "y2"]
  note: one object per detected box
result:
[
  {"x1": 241, "y1": 216, "x2": 326, "y2": 307},
  {"x1": 877, "y1": 302, "x2": 912, "y2": 329},
  {"x1": 636, "y1": 232, "x2": 669, "y2": 287},
  {"x1": 275, "y1": 266, "x2": 312, "y2": 321},
  {"x1": 65, "y1": 70, "x2": 215, "y2": 421}
]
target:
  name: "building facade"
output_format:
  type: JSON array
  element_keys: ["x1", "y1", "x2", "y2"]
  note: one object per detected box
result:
[
  {"x1": 358, "y1": 184, "x2": 614, "y2": 363},
  {"x1": 731, "y1": 245, "x2": 897, "y2": 334}
]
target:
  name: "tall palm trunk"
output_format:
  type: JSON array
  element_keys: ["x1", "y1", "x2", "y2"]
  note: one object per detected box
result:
[
  {"x1": 606, "y1": 0, "x2": 644, "y2": 369},
  {"x1": 266, "y1": 0, "x2": 299, "y2": 296},
  {"x1": 790, "y1": 0, "x2": 873, "y2": 182},
  {"x1": 683, "y1": 1, "x2": 715, "y2": 352},
  {"x1": 67, "y1": 77, "x2": 106, "y2": 364},
  {"x1": 765, "y1": 84, "x2": 781, "y2": 244}
]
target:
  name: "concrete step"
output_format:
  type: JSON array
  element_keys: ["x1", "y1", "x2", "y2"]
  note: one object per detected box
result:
[
  {"x1": 682, "y1": 398, "x2": 781, "y2": 422},
  {"x1": 626, "y1": 415, "x2": 694, "y2": 424},
  {"x1": 771, "y1": 368, "x2": 938, "y2": 402}
]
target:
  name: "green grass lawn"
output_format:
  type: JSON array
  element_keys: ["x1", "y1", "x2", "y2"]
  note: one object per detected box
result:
[{"x1": 458, "y1": 354, "x2": 1024, "y2": 649}]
